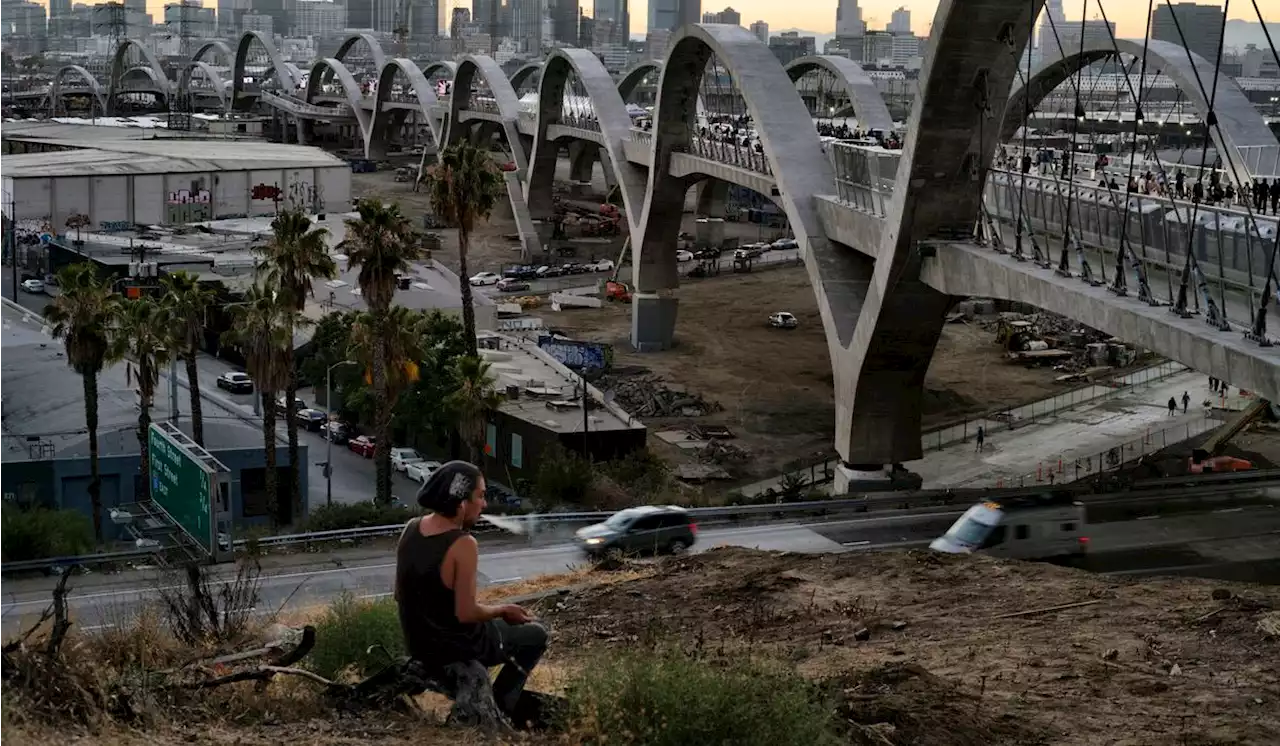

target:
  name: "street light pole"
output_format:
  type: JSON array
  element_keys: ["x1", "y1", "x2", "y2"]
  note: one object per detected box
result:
[{"x1": 325, "y1": 359, "x2": 358, "y2": 506}]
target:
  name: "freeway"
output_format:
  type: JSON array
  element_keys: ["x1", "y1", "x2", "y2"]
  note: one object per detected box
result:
[{"x1": 3, "y1": 498, "x2": 1276, "y2": 635}]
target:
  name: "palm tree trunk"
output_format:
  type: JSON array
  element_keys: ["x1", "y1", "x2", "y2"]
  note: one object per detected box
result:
[
  {"x1": 285, "y1": 351, "x2": 303, "y2": 520},
  {"x1": 372, "y1": 317, "x2": 392, "y2": 505},
  {"x1": 136, "y1": 363, "x2": 153, "y2": 501},
  {"x1": 84, "y1": 370, "x2": 103, "y2": 543},
  {"x1": 185, "y1": 340, "x2": 205, "y2": 446},
  {"x1": 262, "y1": 389, "x2": 279, "y2": 527},
  {"x1": 457, "y1": 226, "x2": 479, "y2": 357}
]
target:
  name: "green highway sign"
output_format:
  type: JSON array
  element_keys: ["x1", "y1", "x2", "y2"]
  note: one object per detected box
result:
[{"x1": 148, "y1": 424, "x2": 214, "y2": 554}]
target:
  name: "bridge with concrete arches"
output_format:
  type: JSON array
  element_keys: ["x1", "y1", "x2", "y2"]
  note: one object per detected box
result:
[{"x1": 36, "y1": 5, "x2": 1280, "y2": 488}]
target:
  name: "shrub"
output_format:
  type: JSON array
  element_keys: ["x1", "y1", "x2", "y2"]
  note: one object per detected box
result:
[
  {"x1": 1, "y1": 506, "x2": 93, "y2": 562},
  {"x1": 306, "y1": 593, "x2": 403, "y2": 680},
  {"x1": 533, "y1": 442, "x2": 595, "y2": 505},
  {"x1": 563, "y1": 649, "x2": 844, "y2": 746},
  {"x1": 598, "y1": 449, "x2": 670, "y2": 500},
  {"x1": 302, "y1": 501, "x2": 416, "y2": 533}
]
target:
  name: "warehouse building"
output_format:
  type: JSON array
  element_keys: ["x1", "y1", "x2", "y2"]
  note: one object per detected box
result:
[{"x1": 1, "y1": 122, "x2": 351, "y2": 232}]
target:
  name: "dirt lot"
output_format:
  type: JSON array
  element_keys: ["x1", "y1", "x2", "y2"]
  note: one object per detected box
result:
[
  {"x1": 548, "y1": 266, "x2": 1109, "y2": 478},
  {"x1": 532, "y1": 548, "x2": 1280, "y2": 746}
]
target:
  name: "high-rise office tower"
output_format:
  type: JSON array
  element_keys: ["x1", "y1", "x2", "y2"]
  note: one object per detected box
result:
[
  {"x1": 251, "y1": 0, "x2": 287, "y2": 36},
  {"x1": 888, "y1": 6, "x2": 910, "y2": 34},
  {"x1": 749, "y1": 19, "x2": 767, "y2": 44},
  {"x1": 701, "y1": 6, "x2": 739, "y2": 25},
  {"x1": 1152, "y1": 2, "x2": 1225, "y2": 64},
  {"x1": 409, "y1": 0, "x2": 446, "y2": 40},
  {"x1": 509, "y1": 0, "x2": 544, "y2": 53},
  {"x1": 549, "y1": 0, "x2": 579, "y2": 45},
  {"x1": 648, "y1": 0, "x2": 698, "y2": 34},
  {"x1": 835, "y1": 0, "x2": 862, "y2": 37},
  {"x1": 1039, "y1": 0, "x2": 1066, "y2": 54},
  {"x1": 593, "y1": 0, "x2": 628, "y2": 46}
]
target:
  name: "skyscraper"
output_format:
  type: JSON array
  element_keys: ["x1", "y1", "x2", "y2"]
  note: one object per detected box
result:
[
  {"x1": 593, "y1": 0, "x2": 628, "y2": 46},
  {"x1": 510, "y1": 0, "x2": 544, "y2": 53},
  {"x1": 702, "y1": 6, "x2": 739, "y2": 25},
  {"x1": 888, "y1": 6, "x2": 910, "y2": 35},
  {"x1": 1152, "y1": 2, "x2": 1225, "y2": 65},
  {"x1": 749, "y1": 19, "x2": 767, "y2": 44},
  {"x1": 648, "y1": 0, "x2": 698, "y2": 34},
  {"x1": 409, "y1": 0, "x2": 446, "y2": 41},
  {"x1": 1039, "y1": 0, "x2": 1066, "y2": 54},
  {"x1": 835, "y1": 0, "x2": 862, "y2": 38},
  {"x1": 550, "y1": 0, "x2": 579, "y2": 45}
]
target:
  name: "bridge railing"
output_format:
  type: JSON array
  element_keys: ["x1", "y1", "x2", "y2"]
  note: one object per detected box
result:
[
  {"x1": 687, "y1": 136, "x2": 773, "y2": 176},
  {"x1": 826, "y1": 141, "x2": 899, "y2": 217}
]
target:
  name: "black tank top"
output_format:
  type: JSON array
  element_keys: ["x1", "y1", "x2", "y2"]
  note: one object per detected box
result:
[{"x1": 395, "y1": 519, "x2": 496, "y2": 665}]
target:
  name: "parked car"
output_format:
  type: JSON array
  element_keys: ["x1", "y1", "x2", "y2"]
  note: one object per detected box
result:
[
  {"x1": 391, "y1": 447, "x2": 425, "y2": 472},
  {"x1": 405, "y1": 460, "x2": 444, "y2": 484},
  {"x1": 295, "y1": 408, "x2": 328, "y2": 432},
  {"x1": 323, "y1": 421, "x2": 350, "y2": 444},
  {"x1": 19, "y1": 278, "x2": 45, "y2": 294},
  {"x1": 585, "y1": 258, "x2": 615, "y2": 272},
  {"x1": 496, "y1": 278, "x2": 530, "y2": 292},
  {"x1": 676, "y1": 249, "x2": 695, "y2": 262},
  {"x1": 470, "y1": 272, "x2": 501, "y2": 286},
  {"x1": 348, "y1": 435, "x2": 376, "y2": 458},
  {"x1": 535, "y1": 265, "x2": 563, "y2": 278},
  {"x1": 275, "y1": 395, "x2": 307, "y2": 415},
  {"x1": 769, "y1": 311, "x2": 798, "y2": 329},
  {"x1": 216, "y1": 371, "x2": 254, "y2": 394},
  {"x1": 575, "y1": 505, "x2": 697, "y2": 557},
  {"x1": 503, "y1": 266, "x2": 539, "y2": 280}
]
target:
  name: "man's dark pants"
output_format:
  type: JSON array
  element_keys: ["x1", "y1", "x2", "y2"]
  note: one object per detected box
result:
[{"x1": 481, "y1": 620, "x2": 548, "y2": 715}]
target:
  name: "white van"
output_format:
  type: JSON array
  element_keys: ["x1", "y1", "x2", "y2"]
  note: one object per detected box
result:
[{"x1": 931, "y1": 494, "x2": 1088, "y2": 562}]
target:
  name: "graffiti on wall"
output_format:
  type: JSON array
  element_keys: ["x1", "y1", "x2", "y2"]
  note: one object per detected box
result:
[
  {"x1": 100, "y1": 220, "x2": 131, "y2": 232},
  {"x1": 250, "y1": 181, "x2": 327, "y2": 214},
  {"x1": 165, "y1": 182, "x2": 212, "y2": 224},
  {"x1": 537, "y1": 335, "x2": 613, "y2": 373}
]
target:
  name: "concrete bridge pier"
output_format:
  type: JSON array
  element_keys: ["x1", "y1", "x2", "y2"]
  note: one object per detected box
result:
[
  {"x1": 695, "y1": 180, "x2": 729, "y2": 218},
  {"x1": 631, "y1": 292, "x2": 679, "y2": 352}
]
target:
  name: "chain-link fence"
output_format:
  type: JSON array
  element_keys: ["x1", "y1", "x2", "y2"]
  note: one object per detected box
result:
[
  {"x1": 920, "y1": 361, "x2": 1188, "y2": 452},
  {"x1": 993, "y1": 413, "x2": 1220, "y2": 488}
]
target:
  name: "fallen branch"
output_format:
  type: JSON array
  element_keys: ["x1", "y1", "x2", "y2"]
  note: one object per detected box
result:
[
  {"x1": 177, "y1": 664, "x2": 339, "y2": 691},
  {"x1": 992, "y1": 599, "x2": 1105, "y2": 620}
]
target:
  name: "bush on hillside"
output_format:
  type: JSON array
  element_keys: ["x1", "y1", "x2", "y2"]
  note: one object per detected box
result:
[
  {"x1": 2, "y1": 506, "x2": 94, "y2": 562},
  {"x1": 306, "y1": 593, "x2": 403, "y2": 680},
  {"x1": 533, "y1": 442, "x2": 594, "y2": 505},
  {"x1": 562, "y1": 649, "x2": 844, "y2": 746},
  {"x1": 302, "y1": 502, "x2": 416, "y2": 533}
]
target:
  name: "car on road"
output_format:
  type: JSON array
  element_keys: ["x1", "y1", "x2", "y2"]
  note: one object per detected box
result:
[
  {"x1": 469, "y1": 272, "x2": 501, "y2": 286},
  {"x1": 769, "y1": 311, "x2": 798, "y2": 329},
  {"x1": 496, "y1": 278, "x2": 530, "y2": 292},
  {"x1": 391, "y1": 447, "x2": 425, "y2": 472},
  {"x1": 215, "y1": 371, "x2": 254, "y2": 394},
  {"x1": 771, "y1": 237, "x2": 798, "y2": 251},
  {"x1": 405, "y1": 459, "x2": 444, "y2": 484},
  {"x1": 930, "y1": 494, "x2": 1088, "y2": 562},
  {"x1": 575, "y1": 505, "x2": 697, "y2": 557},
  {"x1": 20, "y1": 278, "x2": 45, "y2": 294},
  {"x1": 275, "y1": 395, "x2": 307, "y2": 415},
  {"x1": 585, "y1": 258, "x2": 615, "y2": 272},
  {"x1": 676, "y1": 249, "x2": 695, "y2": 262},
  {"x1": 295, "y1": 408, "x2": 328, "y2": 432},
  {"x1": 535, "y1": 265, "x2": 563, "y2": 278},
  {"x1": 503, "y1": 266, "x2": 539, "y2": 280},
  {"x1": 323, "y1": 421, "x2": 350, "y2": 444},
  {"x1": 348, "y1": 435, "x2": 376, "y2": 458}
]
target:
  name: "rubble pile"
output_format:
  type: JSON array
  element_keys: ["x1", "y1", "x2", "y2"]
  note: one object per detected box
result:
[
  {"x1": 981, "y1": 309, "x2": 1142, "y2": 372},
  {"x1": 698, "y1": 439, "x2": 752, "y2": 466},
  {"x1": 600, "y1": 374, "x2": 722, "y2": 417}
]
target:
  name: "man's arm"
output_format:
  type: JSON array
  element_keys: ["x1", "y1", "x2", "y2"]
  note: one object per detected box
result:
[{"x1": 449, "y1": 534, "x2": 508, "y2": 624}]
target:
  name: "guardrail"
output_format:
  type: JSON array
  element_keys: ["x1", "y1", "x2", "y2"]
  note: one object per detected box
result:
[{"x1": 7, "y1": 468, "x2": 1277, "y2": 576}]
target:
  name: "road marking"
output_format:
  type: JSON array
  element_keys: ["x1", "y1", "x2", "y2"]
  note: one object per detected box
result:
[
  {"x1": 490, "y1": 576, "x2": 523, "y2": 584},
  {"x1": 841, "y1": 541, "x2": 871, "y2": 547},
  {"x1": 357, "y1": 592, "x2": 392, "y2": 600},
  {"x1": 1136, "y1": 515, "x2": 1161, "y2": 521},
  {"x1": 1213, "y1": 507, "x2": 1245, "y2": 514}
]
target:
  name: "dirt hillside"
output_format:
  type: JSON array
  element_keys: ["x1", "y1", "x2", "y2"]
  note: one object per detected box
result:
[{"x1": 533, "y1": 548, "x2": 1280, "y2": 746}]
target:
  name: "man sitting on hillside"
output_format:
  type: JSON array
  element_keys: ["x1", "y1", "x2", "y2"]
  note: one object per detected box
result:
[{"x1": 394, "y1": 461, "x2": 548, "y2": 717}]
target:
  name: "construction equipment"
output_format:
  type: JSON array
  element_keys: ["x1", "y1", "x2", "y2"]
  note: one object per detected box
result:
[
  {"x1": 604, "y1": 280, "x2": 632, "y2": 303},
  {"x1": 1189, "y1": 398, "x2": 1273, "y2": 473},
  {"x1": 394, "y1": 166, "x2": 413, "y2": 182}
]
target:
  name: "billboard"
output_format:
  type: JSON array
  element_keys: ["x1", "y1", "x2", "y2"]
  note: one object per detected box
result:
[
  {"x1": 537, "y1": 336, "x2": 612, "y2": 372},
  {"x1": 148, "y1": 424, "x2": 215, "y2": 555}
]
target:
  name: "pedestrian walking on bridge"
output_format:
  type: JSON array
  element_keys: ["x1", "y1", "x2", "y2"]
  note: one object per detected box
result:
[
  {"x1": 1182, "y1": 391, "x2": 1190, "y2": 413},
  {"x1": 1168, "y1": 397, "x2": 1177, "y2": 416}
]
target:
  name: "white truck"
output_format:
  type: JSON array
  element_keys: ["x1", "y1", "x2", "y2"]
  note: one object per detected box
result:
[{"x1": 930, "y1": 493, "x2": 1088, "y2": 562}]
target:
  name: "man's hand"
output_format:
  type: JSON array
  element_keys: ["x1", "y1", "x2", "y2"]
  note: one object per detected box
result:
[{"x1": 499, "y1": 604, "x2": 534, "y2": 625}]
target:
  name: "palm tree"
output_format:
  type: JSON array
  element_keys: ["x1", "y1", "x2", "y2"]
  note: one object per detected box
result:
[
  {"x1": 339, "y1": 199, "x2": 422, "y2": 504},
  {"x1": 222, "y1": 284, "x2": 294, "y2": 526},
  {"x1": 351, "y1": 307, "x2": 425, "y2": 492},
  {"x1": 43, "y1": 263, "x2": 120, "y2": 541},
  {"x1": 113, "y1": 296, "x2": 172, "y2": 502},
  {"x1": 257, "y1": 209, "x2": 336, "y2": 518},
  {"x1": 447, "y1": 356, "x2": 501, "y2": 464},
  {"x1": 159, "y1": 271, "x2": 217, "y2": 447},
  {"x1": 423, "y1": 142, "x2": 502, "y2": 357}
]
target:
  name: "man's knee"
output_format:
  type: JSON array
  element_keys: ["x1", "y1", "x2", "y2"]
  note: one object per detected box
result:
[{"x1": 513, "y1": 621, "x2": 548, "y2": 652}]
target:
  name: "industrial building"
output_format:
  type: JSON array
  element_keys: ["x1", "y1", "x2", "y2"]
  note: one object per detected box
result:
[{"x1": 1, "y1": 122, "x2": 351, "y2": 232}]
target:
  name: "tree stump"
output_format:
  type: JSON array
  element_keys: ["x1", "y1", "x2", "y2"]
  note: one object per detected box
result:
[{"x1": 435, "y1": 660, "x2": 512, "y2": 733}]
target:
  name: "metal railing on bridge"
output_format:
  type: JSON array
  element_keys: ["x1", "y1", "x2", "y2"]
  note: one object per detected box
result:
[{"x1": 825, "y1": 140, "x2": 900, "y2": 217}]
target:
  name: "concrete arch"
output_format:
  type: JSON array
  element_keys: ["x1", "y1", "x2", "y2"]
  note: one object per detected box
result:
[
  {"x1": 51, "y1": 64, "x2": 107, "y2": 113},
  {"x1": 192, "y1": 39, "x2": 233, "y2": 65},
  {"x1": 333, "y1": 32, "x2": 387, "y2": 71},
  {"x1": 618, "y1": 60, "x2": 661, "y2": 102},
  {"x1": 632, "y1": 25, "x2": 858, "y2": 379},
  {"x1": 785, "y1": 55, "x2": 895, "y2": 133},
  {"x1": 370, "y1": 57, "x2": 443, "y2": 151},
  {"x1": 183, "y1": 60, "x2": 230, "y2": 110},
  {"x1": 107, "y1": 39, "x2": 171, "y2": 114},
  {"x1": 448, "y1": 55, "x2": 528, "y2": 174},
  {"x1": 1001, "y1": 38, "x2": 1280, "y2": 183},
  {"x1": 420, "y1": 60, "x2": 457, "y2": 82},
  {"x1": 526, "y1": 48, "x2": 647, "y2": 235},
  {"x1": 832, "y1": 0, "x2": 1044, "y2": 471},
  {"x1": 233, "y1": 30, "x2": 301, "y2": 109},
  {"x1": 304, "y1": 57, "x2": 372, "y2": 143},
  {"x1": 510, "y1": 61, "x2": 542, "y2": 91}
]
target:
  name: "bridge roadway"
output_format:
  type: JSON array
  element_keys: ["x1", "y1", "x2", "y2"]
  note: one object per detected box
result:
[{"x1": 2, "y1": 496, "x2": 1276, "y2": 633}]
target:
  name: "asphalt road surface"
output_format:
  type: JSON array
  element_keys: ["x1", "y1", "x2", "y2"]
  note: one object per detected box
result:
[{"x1": 3, "y1": 503, "x2": 1276, "y2": 635}]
